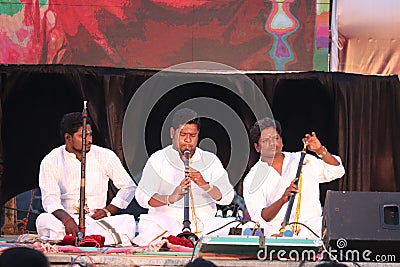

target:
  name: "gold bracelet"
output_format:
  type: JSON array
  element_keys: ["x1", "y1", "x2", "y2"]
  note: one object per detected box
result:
[
  {"x1": 166, "y1": 195, "x2": 171, "y2": 206},
  {"x1": 204, "y1": 184, "x2": 214, "y2": 193},
  {"x1": 102, "y1": 208, "x2": 112, "y2": 217},
  {"x1": 316, "y1": 146, "x2": 328, "y2": 158}
]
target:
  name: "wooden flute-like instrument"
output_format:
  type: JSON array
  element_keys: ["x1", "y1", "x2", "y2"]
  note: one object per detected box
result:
[
  {"x1": 176, "y1": 149, "x2": 198, "y2": 244},
  {"x1": 77, "y1": 101, "x2": 88, "y2": 244}
]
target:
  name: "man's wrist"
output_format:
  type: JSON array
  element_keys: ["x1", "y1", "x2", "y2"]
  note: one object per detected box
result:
[
  {"x1": 167, "y1": 194, "x2": 178, "y2": 205},
  {"x1": 62, "y1": 216, "x2": 74, "y2": 225},
  {"x1": 166, "y1": 195, "x2": 171, "y2": 206},
  {"x1": 203, "y1": 183, "x2": 213, "y2": 193},
  {"x1": 316, "y1": 146, "x2": 328, "y2": 158},
  {"x1": 102, "y1": 208, "x2": 112, "y2": 217}
]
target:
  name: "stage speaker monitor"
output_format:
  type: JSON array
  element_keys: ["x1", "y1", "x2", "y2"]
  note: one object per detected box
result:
[{"x1": 322, "y1": 191, "x2": 400, "y2": 262}]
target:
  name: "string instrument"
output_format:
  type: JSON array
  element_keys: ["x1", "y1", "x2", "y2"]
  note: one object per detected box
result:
[{"x1": 275, "y1": 142, "x2": 307, "y2": 237}]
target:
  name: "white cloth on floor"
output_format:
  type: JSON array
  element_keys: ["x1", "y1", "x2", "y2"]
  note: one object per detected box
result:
[{"x1": 36, "y1": 213, "x2": 136, "y2": 246}]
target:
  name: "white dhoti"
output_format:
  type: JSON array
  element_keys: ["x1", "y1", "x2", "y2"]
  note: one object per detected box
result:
[
  {"x1": 36, "y1": 213, "x2": 136, "y2": 246},
  {"x1": 132, "y1": 214, "x2": 237, "y2": 246}
]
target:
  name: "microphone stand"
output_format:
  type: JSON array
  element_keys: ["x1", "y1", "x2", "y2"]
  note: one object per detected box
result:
[
  {"x1": 76, "y1": 101, "x2": 88, "y2": 244},
  {"x1": 177, "y1": 149, "x2": 198, "y2": 244},
  {"x1": 275, "y1": 143, "x2": 307, "y2": 237}
]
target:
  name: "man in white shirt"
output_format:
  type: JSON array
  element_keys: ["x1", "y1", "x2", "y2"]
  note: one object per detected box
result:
[
  {"x1": 133, "y1": 108, "x2": 234, "y2": 246},
  {"x1": 243, "y1": 117, "x2": 345, "y2": 238},
  {"x1": 36, "y1": 112, "x2": 137, "y2": 246}
]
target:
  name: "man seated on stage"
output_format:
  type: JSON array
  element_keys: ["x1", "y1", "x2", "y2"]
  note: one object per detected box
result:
[
  {"x1": 243, "y1": 117, "x2": 345, "y2": 238},
  {"x1": 133, "y1": 108, "x2": 235, "y2": 246},
  {"x1": 36, "y1": 112, "x2": 137, "y2": 246}
]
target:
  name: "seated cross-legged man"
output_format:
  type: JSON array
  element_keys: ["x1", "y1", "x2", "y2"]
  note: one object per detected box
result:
[
  {"x1": 36, "y1": 112, "x2": 137, "y2": 246},
  {"x1": 133, "y1": 108, "x2": 235, "y2": 246}
]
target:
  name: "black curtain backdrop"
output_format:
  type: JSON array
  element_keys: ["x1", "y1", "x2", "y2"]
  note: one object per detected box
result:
[{"x1": 1, "y1": 65, "x2": 399, "y2": 213}]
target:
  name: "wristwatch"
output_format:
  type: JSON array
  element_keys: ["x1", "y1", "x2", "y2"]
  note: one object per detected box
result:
[{"x1": 316, "y1": 146, "x2": 328, "y2": 158}]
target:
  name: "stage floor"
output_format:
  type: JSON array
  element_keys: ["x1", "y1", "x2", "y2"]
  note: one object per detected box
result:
[
  {"x1": 2, "y1": 235, "x2": 399, "y2": 267},
  {"x1": 46, "y1": 253, "x2": 400, "y2": 267}
]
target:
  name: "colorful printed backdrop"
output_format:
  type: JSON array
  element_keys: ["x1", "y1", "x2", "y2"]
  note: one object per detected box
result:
[{"x1": 0, "y1": 0, "x2": 329, "y2": 71}]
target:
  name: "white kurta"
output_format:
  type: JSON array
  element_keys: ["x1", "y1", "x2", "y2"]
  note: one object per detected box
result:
[
  {"x1": 36, "y1": 145, "x2": 137, "y2": 245},
  {"x1": 133, "y1": 145, "x2": 235, "y2": 245},
  {"x1": 243, "y1": 152, "x2": 345, "y2": 238}
]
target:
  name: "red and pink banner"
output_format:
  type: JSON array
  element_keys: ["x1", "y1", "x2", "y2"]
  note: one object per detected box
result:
[{"x1": 0, "y1": 0, "x2": 329, "y2": 71}]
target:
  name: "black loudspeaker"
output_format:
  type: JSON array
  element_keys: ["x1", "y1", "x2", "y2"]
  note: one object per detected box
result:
[{"x1": 322, "y1": 191, "x2": 400, "y2": 262}]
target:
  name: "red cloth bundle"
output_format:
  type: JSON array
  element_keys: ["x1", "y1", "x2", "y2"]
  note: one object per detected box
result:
[
  {"x1": 165, "y1": 235, "x2": 194, "y2": 248},
  {"x1": 61, "y1": 235, "x2": 76, "y2": 245},
  {"x1": 61, "y1": 235, "x2": 105, "y2": 247}
]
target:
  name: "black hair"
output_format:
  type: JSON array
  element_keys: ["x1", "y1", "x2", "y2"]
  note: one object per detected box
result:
[
  {"x1": 59, "y1": 112, "x2": 92, "y2": 140},
  {"x1": 172, "y1": 108, "x2": 200, "y2": 130},
  {"x1": 315, "y1": 262, "x2": 349, "y2": 267},
  {"x1": 249, "y1": 117, "x2": 282, "y2": 144},
  {"x1": 185, "y1": 257, "x2": 218, "y2": 267},
  {"x1": 0, "y1": 247, "x2": 50, "y2": 267}
]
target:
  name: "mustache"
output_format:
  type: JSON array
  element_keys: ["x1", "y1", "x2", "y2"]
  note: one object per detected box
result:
[{"x1": 180, "y1": 146, "x2": 193, "y2": 152}]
